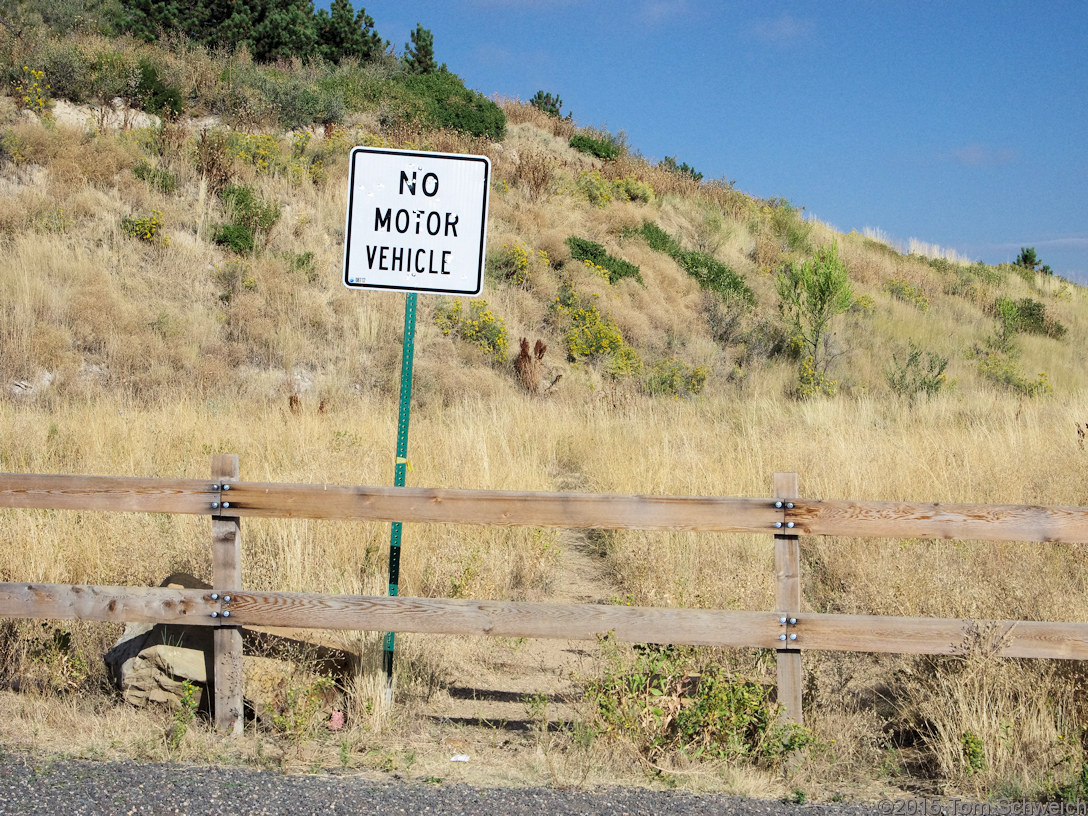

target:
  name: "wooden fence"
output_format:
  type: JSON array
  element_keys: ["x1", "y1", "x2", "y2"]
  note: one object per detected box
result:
[{"x1": 2, "y1": 455, "x2": 1088, "y2": 735}]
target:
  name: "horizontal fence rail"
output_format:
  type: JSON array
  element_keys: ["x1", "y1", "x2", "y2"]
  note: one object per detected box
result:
[
  {"x1": 3, "y1": 465, "x2": 1088, "y2": 733},
  {"x1": 2, "y1": 472, "x2": 1087, "y2": 542},
  {"x1": 6, "y1": 583, "x2": 1088, "y2": 661}
]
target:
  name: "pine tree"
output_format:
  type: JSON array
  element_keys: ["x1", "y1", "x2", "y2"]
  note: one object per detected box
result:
[
  {"x1": 403, "y1": 22, "x2": 437, "y2": 74},
  {"x1": 315, "y1": 0, "x2": 384, "y2": 63},
  {"x1": 250, "y1": 0, "x2": 318, "y2": 62}
]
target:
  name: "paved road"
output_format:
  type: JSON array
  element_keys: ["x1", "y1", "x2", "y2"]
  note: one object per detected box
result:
[{"x1": 0, "y1": 754, "x2": 888, "y2": 816}]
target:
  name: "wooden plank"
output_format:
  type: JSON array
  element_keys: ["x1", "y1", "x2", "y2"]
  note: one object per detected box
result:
[
  {"x1": 774, "y1": 472, "x2": 802, "y2": 725},
  {"x1": 792, "y1": 614, "x2": 1088, "y2": 660},
  {"x1": 0, "y1": 583, "x2": 216, "y2": 625},
  {"x1": 222, "y1": 482, "x2": 782, "y2": 531},
  {"x1": 788, "y1": 500, "x2": 1088, "y2": 543},
  {"x1": 211, "y1": 455, "x2": 243, "y2": 737},
  {"x1": 0, "y1": 473, "x2": 216, "y2": 515},
  {"x1": 214, "y1": 591, "x2": 786, "y2": 648}
]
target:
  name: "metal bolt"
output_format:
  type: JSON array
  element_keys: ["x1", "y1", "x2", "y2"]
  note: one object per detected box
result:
[
  {"x1": 222, "y1": 610, "x2": 230, "y2": 618},
  {"x1": 223, "y1": 596, "x2": 231, "y2": 603},
  {"x1": 774, "y1": 501, "x2": 783, "y2": 509},
  {"x1": 211, "y1": 502, "x2": 219, "y2": 510},
  {"x1": 786, "y1": 522, "x2": 795, "y2": 529},
  {"x1": 223, "y1": 484, "x2": 231, "y2": 491},
  {"x1": 779, "y1": 634, "x2": 787, "y2": 641},
  {"x1": 222, "y1": 502, "x2": 230, "y2": 509},
  {"x1": 789, "y1": 618, "x2": 797, "y2": 625},
  {"x1": 211, "y1": 593, "x2": 219, "y2": 600},
  {"x1": 789, "y1": 633, "x2": 797, "y2": 641},
  {"x1": 212, "y1": 484, "x2": 220, "y2": 490},
  {"x1": 211, "y1": 611, "x2": 219, "y2": 618},
  {"x1": 774, "y1": 521, "x2": 783, "y2": 529},
  {"x1": 786, "y1": 502, "x2": 794, "y2": 509},
  {"x1": 779, "y1": 616, "x2": 787, "y2": 624}
]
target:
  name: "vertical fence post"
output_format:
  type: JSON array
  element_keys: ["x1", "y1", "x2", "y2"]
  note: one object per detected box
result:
[
  {"x1": 212, "y1": 454, "x2": 243, "y2": 736},
  {"x1": 774, "y1": 471, "x2": 803, "y2": 724}
]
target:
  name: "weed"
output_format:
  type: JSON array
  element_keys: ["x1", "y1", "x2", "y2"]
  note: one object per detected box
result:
[
  {"x1": 193, "y1": 129, "x2": 234, "y2": 192},
  {"x1": 566, "y1": 236, "x2": 641, "y2": 285},
  {"x1": 434, "y1": 298, "x2": 509, "y2": 358},
  {"x1": 271, "y1": 674, "x2": 336, "y2": 761},
  {"x1": 569, "y1": 132, "x2": 619, "y2": 160},
  {"x1": 133, "y1": 161, "x2": 178, "y2": 194},
  {"x1": 885, "y1": 342, "x2": 950, "y2": 404},
  {"x1": 552, "y1": 284, "x2": 639, "y2": 374},
  {"x1": 166, "y1": 680, "x2": 198, "y2": 753},
  {"x1": 121, "y1": 210, "x2": 169, "y2": 246},
  {"x1": 488, "y1": 243, "x2": 549, "y2": 287},
  {"x1": 15, "y1": 66, "x2": 52, "y2": 118},
  {"x1": 644, "y1": 359, "x2": 709, "y2": 398},
  {"x1": 885, "y1": 278, "x2": 930, "y2": 311},
  {"x1": 586, "y1": 640, "x2": 811, "y2": 765}
]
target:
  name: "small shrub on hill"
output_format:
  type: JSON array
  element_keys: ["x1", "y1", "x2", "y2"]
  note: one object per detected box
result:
[
  {"x1": 569, "y1": 132, "x2": 618, "y2": 161},
  {"x1": 659, "y1": 155, "x2": 702, "y2": 182},
  {"x1": 993, "y1": 296, "x2": 1066, "y2": 340},
  {"x1": 434, "y1": 298, "x2": 509, "y2": 358},
  {"x1": 635, "y1": 221, "x2": 754, "y2": 305},
  {"x1": 214, "y1": 184, "x2": 280, "y2": 254},
  {"x1": 135, "y1": 58, "x2": 183, "y2": 117},
  {"x1": 587, "y1": 641, "x2": 811, "y2": 764},
  {"x1": 885, "y1": 278, "x2": 930, "y2": 312},
  {"x1": 552, "y1": 283, "x2": 640, "y2": 374},
  {"x1": 401, "y1": 70, "x2": 506, "y2": 140},
  {"x1": 121, "y1": 210, "x2": 168, "y2": 246},
  {"x1": 644, "y1": 359, "x2": 709, "y2": 398},
  {"x1": 885, "y1": 342, "x2": 950, "y2": 404},
  {"x1": 529, "y1": 90, "x2": 564, "y2": 118},
  {"x1": 566, "y1": 236, "x2": 641, "y2": 285},
  {"x1": 488, "y1": 243, "x2": 550, "y2": 287},
  {"x1": 133, "y1": 161, "x2": 177, "y2": 194}
]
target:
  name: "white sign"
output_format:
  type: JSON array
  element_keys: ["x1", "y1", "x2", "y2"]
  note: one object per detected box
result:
[{"x1": 343, "y1": 146, "x2": 491, "y2": 296}]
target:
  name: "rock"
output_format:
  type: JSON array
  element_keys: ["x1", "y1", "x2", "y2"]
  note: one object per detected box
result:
[{"x1": 105, "y1": 574, "x2": 355, "y2": 722}]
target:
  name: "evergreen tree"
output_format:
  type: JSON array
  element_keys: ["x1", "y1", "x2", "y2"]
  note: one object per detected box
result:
[
  {"x1": 315, "y1": 0, "x2": 384, "y2": 63},
  {"x1": 1015, "y1": 246, "x2": 1039, "y2": 271},
  {"x1": 250, "y1": 0, "x2": 318, "y2": 62},
  {"x1": 403, "y1": 22, "x2": 437, "y2": 74}
]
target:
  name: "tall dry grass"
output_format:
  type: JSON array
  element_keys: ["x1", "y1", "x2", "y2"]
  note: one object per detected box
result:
[{"x1": 2, "y1": 89, "x2": 1088, "y2": 797}]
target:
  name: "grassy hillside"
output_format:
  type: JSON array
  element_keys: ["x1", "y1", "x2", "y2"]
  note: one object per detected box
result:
[{"x1": 2, "y1": 25, "x2": 1088, "y2": 802}]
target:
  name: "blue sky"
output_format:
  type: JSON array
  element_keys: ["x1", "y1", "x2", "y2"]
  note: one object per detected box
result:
[{"x1": 319, "y1": 1, "x2": 1088, "y2": 284}]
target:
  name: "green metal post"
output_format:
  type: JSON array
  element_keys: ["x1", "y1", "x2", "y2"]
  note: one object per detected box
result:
[{"x1": 384, "y1": 292, "x2": 417, "y2": 694}]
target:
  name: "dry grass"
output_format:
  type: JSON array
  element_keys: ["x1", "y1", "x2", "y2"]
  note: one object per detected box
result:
[{"x1": 1, "y1": 87, "x2": 1088, "y2": 799}]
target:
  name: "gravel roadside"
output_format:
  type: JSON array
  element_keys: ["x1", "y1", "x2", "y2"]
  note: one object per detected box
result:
[{"x1": 0, "y1": 754, "x2": 888, "y2": 816}]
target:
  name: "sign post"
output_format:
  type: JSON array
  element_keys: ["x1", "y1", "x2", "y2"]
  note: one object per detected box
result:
[{"x1": 343, "y1": 146, "x2": 491, "y2": 697}]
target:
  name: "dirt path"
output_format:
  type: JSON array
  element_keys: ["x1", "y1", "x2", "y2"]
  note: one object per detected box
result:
[{"x1": 420, "y1": 469, "x2": 620, "y2": 735}]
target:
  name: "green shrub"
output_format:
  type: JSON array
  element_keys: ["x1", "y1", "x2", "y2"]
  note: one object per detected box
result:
[
  {"x1": 120, "y1": 210, "x2": 168, "y2": 246},
  {"x1": 136, "y1": 58, "x2": 184, "y2": 117},
  {"x1": 575, "y1": 170, "x2": 615, "y2": 207},
  {"x1": 566, "y1": 236, "x2": 641, "y2": 285},
  {"x1": 993, "y1": 296, "x2": 1066, "y2": 339},
  {"x1": 213, "y1": 223, "x2": 255, "y2": 254},
  {"x1": 487, "y1": 243, "x2": 550, "y2": 287},
  {"x1": 434, "y1": 299, "x2": 509, "y2": 358},
  {"x1": 552, "y1": 284, "x2": 639, "y2": 373},
  {"x1": 611, "y1": 176, "x2": 654, "y2": 203},
  {"x1": 644, "y1": 359, "x2": 709, "y2": 397},
  {"x1": 886, "y1": 279, "x2": 930, "y2": 311},
  {"x1": 400, "y1": 70, "x2": 506, "y2": 140},
  {"x1": 635, "y1": 221, "x2": 754, "y2": 305},
  {"x1": 569, "y1": 132, "x2": 618, "y2": 160},
  {"x1": 133, "y1": 161, "x2": 178, "y2": 194},
  {"x1": 885, "y1": 342, "x2": 949, "y2": 404},
  {"x1": 587, "y1": 642, "x2": 811, "y2": 764},
  {"x1": 529, "y1": 90, "x2": 563, "y2": 118},
  {"x1": 677, "y1": 250, "x2": 754, "y2": 305},
  {"x1": 660, "y1": 155, "x2": 703, "y2": 182}
]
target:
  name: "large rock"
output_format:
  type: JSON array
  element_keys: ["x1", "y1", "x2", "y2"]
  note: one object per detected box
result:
[{"x1": 105, "y1": 574, "x2": 354, "y2": 722}]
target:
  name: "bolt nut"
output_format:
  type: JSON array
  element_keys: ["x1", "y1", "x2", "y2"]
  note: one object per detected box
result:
[
  {"x1": 211, "y1": 593, "x2": 219, "y2": 600},
  {"x1": 774, "y1": 521, "x2": 783, "y2": 529},
  {"x1": 211, "y1": 502, "x2": 219, "y2": 510},
  {"x1": 223, "y1": 595, "x2": 231, "y2": 603},
  {"x1": 212, "y1": 484, "x2": 220, "y2": 490},
  {"x1": 223, "y1": 484, "x2": 231, "y2": 491},
  {"x1": 779, "y1": 634, "x2": 787, "y2": 641},
  {"x1": 222, "y1": 502, "x2": 230, "y2": 508},
  {"x1": 786, "y1": 502, "x2": 794, "y2": 509},
  {"x1": 779, "y1": 616, "x2": 787, "y2": 624},
  {"x1": 774, "y1": 501, "x2": 783, "y2": 509},
  {"x1": 789, "y1": 633, "x2": 797, "y2": 641},
  {"x1": 789, "y1": 617, "x2": 797, "y2": 625},
  {"x1": 211, "y1": 611, "x2": 218, "y2": 618},
  {"x1": 786, "y1": 521, "x2": 795, "y2": 529},
  {"x1": 222, "y1": 610, "x2": 230, "y2": 618}
]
